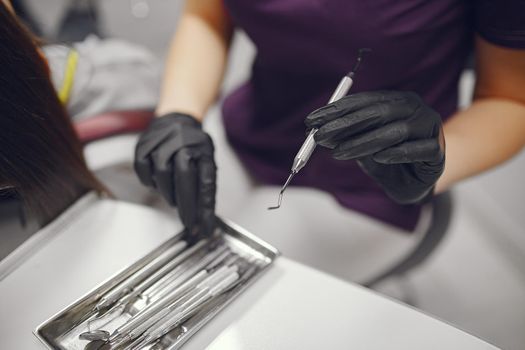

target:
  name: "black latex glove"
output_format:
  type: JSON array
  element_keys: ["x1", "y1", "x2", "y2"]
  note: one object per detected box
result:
[
  {"x1": 305, "y1": 91, "x2": 445, "y2": 204},
  {"x1": 134, "y1": 113, "x2": 216, "y2": 239}
]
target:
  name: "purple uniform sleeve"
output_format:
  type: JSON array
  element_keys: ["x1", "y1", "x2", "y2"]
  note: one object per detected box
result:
[{"x1": 476, "y1": 0, "x2": 525, "y2": 49}]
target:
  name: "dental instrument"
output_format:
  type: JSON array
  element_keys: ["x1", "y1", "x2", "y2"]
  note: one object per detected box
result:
[
  {"x1": 107, "y1": 271, "x2": 210, "y2": 347},
  {"x1": 86, "y1": 240, "x2": 210, "y2": 333},
  {"x1": 127, "y1": 271, "x2": 240, "y2": 349},
  {"x1": 268, "y1": 48, "x2": 370, "y2": 210},
  {"x1": 143, "y1": 245, "x2": 230, "y2": 301},
  {"x1": 108, "y1": 259, "x2": 239, "y2": 346},
  {"x1": 94, "y1": 240, "x2": 189, "y2": 311},
  {"x1": 83, "y1": 246, "x2": 227, "y2": 341}
]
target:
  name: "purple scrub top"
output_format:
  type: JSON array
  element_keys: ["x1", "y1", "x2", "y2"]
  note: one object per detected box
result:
[{"x1": 220, "y1": 0, "x2": 525, "y2": 231}]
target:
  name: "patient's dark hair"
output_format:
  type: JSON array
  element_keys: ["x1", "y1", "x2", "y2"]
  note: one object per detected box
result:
[{"x1": 0, "y1": 2, "x2": 106, "y2": 226}]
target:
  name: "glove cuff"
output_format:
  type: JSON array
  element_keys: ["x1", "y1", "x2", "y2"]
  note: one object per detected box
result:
[
  {"x1": 158, "y1": 112, "x2": 202, "y2": 129},
  {"x1": 419, "y1": 186, "x2": 436, "y2": 205}
]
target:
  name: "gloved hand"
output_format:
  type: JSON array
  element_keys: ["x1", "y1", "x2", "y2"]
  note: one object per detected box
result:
[
  {"x1": 305, "y1": 91, "x2": 445, "y2": 204},
  {"x1": 134, "y1": 112, "x2": 216, "y2": 239}
]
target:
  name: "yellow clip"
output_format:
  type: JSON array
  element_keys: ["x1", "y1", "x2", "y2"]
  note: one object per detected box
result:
[{"x1": 58, "y1": 49, "x2": 79, "y2": 105}]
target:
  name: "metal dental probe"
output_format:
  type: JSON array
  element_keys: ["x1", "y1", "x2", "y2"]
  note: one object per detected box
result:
[
  {"x1": 125, "y1": 239, "x2": 212, "y2": 298},
  {"x1": 144, "y1": 245, "x2": 230, "y2": 301},
  {"x1": 127, "y1": 271, "x2": 240, "y2": 349},
  {"x1": 268, "y1": 48, "x2": 370, "y2": 210},
  {"x1": 107, "y1": 271, "x2": 209, "y2": 347},
  {"x1": 158, "y1": 264, "x2": 259, "y2": 350},
  {"x1": 85, "y1": 239, "x2": 209, "y2": 333},
  {"x1": 94, "y1": 240, "x2": 189, "y2": 311},
  {"x1": 83, "y1": 245, "x2": 228, "y2": 341},
  {"x1": 109, "y1": 260, "x2": 239, "y2": 345},
  {"x1": 110, "y1": 265, "x2": 239, "y2": 348}
]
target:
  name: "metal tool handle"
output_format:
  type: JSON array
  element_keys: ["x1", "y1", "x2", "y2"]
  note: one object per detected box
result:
[
  {"x1": 197, "y1": 265, "x2": 238, "y2": 289},
  {"x1": 328, "y1": 75, "x2": 354, "y2": 104},
  {"x1": 147, "y1": 272, "x2": 240, "y2": 343},
  {"x1": 116, "y1": 254, "x2": 235, "y2": 338},
  {"x1": 96, "y1": 240, "x2": 188, "y2": 310},
  {"x1": 116, "y1": 270, "x2": 208, "y2": 337},
  {"x1": 131, "y1": 239, "x2": 208, "y2": 296},
  {"x1": 292, "y1": 75, "x2": 354, "y2": 173},
  {"x1": 145, "y1": 245, "x2": 229, "y2": 299},
  {"x1": 293, "y1": 131, "x2": 317, "y2": 172}
]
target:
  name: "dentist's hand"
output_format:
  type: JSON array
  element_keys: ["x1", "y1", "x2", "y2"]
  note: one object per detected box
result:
[
  {"x1": 134, "y1": 113, "x2": 216, "y2": 239},
  {"x1": 305, "y1": 91, "x2": 445, "y2": 204}
]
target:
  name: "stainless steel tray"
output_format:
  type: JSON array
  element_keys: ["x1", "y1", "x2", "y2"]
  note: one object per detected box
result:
[{"x1": 34, "y1": 218, "x2": 279, "y2": 350}]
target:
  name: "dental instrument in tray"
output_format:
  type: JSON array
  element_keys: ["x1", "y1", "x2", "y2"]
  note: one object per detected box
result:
[
  {"x1": 107, "y1": 253, "x2": 239, "y2": 345},
  {"x1": 94, "y1": 239, "x2": 190, "y2": 311},
  {"x1": 82, "y1": 249, "x2": 245, "y2": 346},
  {"x1": 143, "y1": 245, "x2": 232, "y2": 301},
  {"x1": 82, "y1": 245, "x2": 230, "y2": 335},
  {"x1": 123, "y1": 268, "x2": 241, "y2": 349},
  {"x1": 85, "y1": 243, "x2": 230, "y2": 333},
  {"x1": 84, "y1": 239, "x2": 208, "y2": 331},
  {"x1": 268, "y1": 48, "x2": 371, "y2": 210}
]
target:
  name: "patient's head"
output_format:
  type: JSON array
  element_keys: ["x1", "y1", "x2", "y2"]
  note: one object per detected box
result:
[{"x1": 0, "y1": 2, "x2": 105, "y2": 226}]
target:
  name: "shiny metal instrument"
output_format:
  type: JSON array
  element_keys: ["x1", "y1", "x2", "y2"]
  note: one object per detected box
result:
[
  {"x1": 126, "y1": 269, "x2": 240, "y2": 349},
  {"x1": 94, "y1": 240, "x2": 189, "y2": 311},
  {"x1": 269, "y1": 48, "x2": 370, "y2": 210},
  {"x1": 143, "y1": 246, "x2": 231, "y2": 301},
  {"x1": 111, "y1": 265, "x2": 239, "y2": 348},
  {"x1": 108, "y1": 253, "x2": 237, "y2": 345}
]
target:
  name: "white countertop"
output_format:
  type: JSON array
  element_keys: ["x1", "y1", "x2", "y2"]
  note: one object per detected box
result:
[
  {"x1": 184, "y1": 257, "x2": 497, "y2": 350},
  {"x1": 0, "y1": 196, "x2": 498, "y2": 349}
]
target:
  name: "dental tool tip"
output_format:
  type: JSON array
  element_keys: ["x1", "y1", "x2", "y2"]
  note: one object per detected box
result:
[
  {"x1": 268, "y1": 191, "x2": 284, "y2": 210},
  {"x1": 268, "y1": 172, "x2": 296, "y2": 210},
  {"x1": 347, "y1": 48, "x2": 371, "y2": 78}
]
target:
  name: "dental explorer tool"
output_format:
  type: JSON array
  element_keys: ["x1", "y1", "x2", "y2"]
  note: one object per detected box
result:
[
  {"x1": 110, "y1": 265, "x2": 239, "y2": 348},
  {"x1": 94, "y1": 240, "x2": 189, "y2": 311},
  {"x1": 143, "y1": 245, "x2": 230, "y2": 302},
  {"x1": 124, "y1": 239, "x2": 212, "y2": 299},
  {"x1": 108, "y1": 258, "x2": 238, "y2": 345},
  {"x1": 127, "y1": 271, "x2": 240, "y2": 349},
  {"x1": 107, "y1": 271, "x2": 209, "y2": 347},
  {"x1": 86, "y1": 240, "x2": 198, "y2": 332},
  {"x1": 268, "y1": 48, "x2": 370, "y2": 210}
]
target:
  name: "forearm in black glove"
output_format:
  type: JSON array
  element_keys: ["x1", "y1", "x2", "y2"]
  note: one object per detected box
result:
[
  {"x1": 134, "y1": 112, "x2": 216, "y2": 239},
  {"x1": 305, "y1": 91, "x2": 445, "y2": 204}
]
